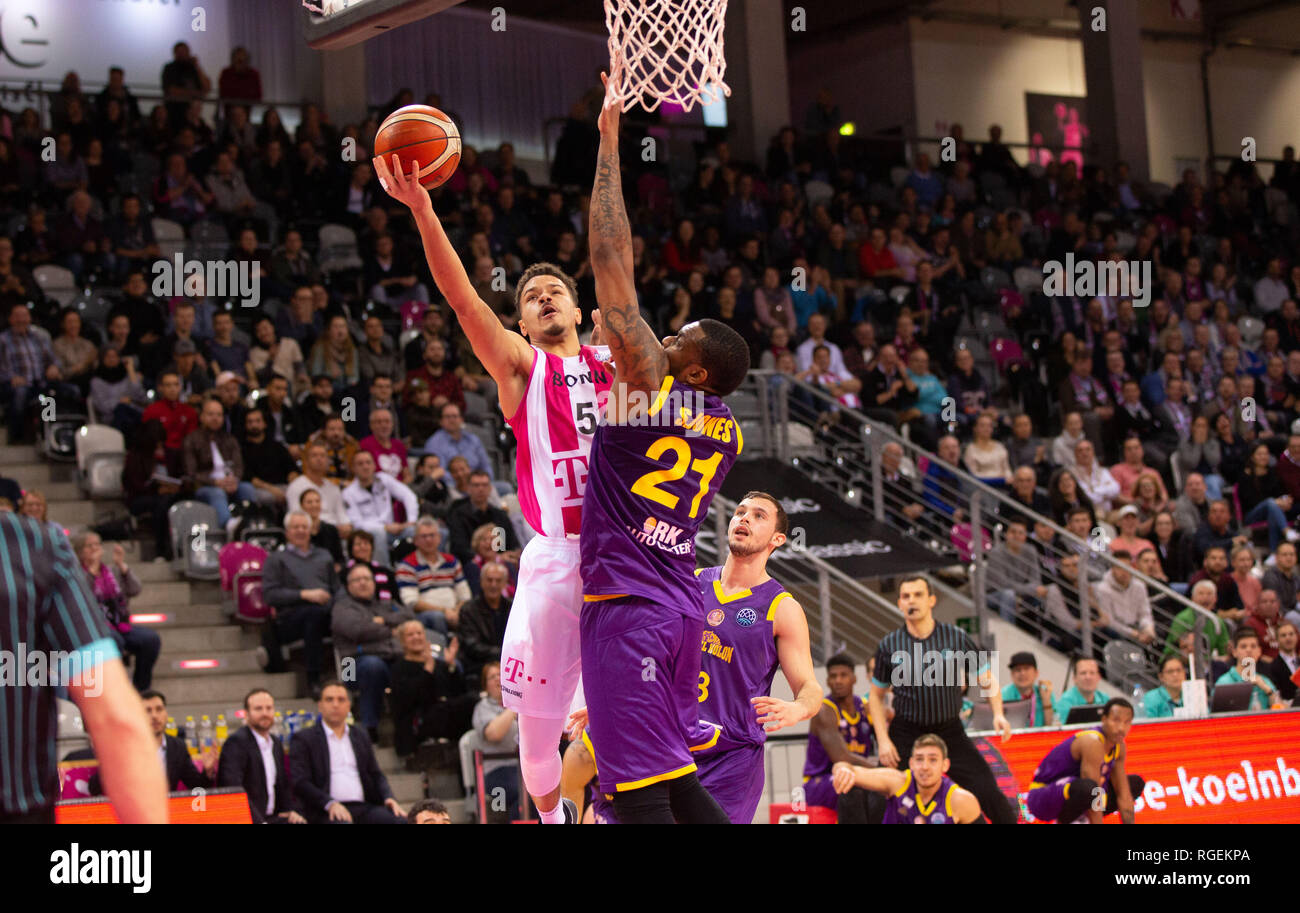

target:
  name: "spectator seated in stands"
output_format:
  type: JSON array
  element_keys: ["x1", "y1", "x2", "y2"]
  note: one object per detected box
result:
[
  {"x1": 140, "y1": 370, "x2": 198, "y2": 474},
  {"x1": 1191, "y1": 500, "x2": 1250, "y2": 568},
  {"x1": 390, "y1": 620, "x2": 478, "y2": 757},
  {"x1": 473, "y1": 660, "x2": 522, "y2": 820},
  {"x1": 331, "y1": 562, "x2": 416, "y2": 742},
  {"x1": 406, "y1": 338, "x2": 465, "y2": 416},
  {"x1": 341, "y1": 449, "x2": 418, "y2": 568},
  {"x1": 307, "y1": 414, "x2": 360, "y2": 487},
  {"x1": 404, "y1": 378, "x2": 440, "y2": 447},
  {"x1": 963, "y1": 413, "x2": 1013, "y2": 487},
  {"x1": 257, "y1": 510, "x2": 337, "y2": 693},
  {"x1": 1244, "y1": 587, "x2": 1282, "y2": 662},
  {"x1": 90, "y1": 346, "x2": 148, "y2": 436},
  {"x1": 458, "y1": 562, "x2": 513, "y2": 682},
  {"x1": 424, "y1": 402, "x2": 493, "y2": 480},
  {"x1": 1213, "y1": 628, "x2": 1283, "y2": 712},
  {"x1": 1173, "y1": 473, "x2": 1211, "y2": 538},
  {"x1": 985, "y1": 518, "x2": 1045, "y2": 624},
  {"x1": 285, "y1": 441, "x2": 353, "y2": 538},
  {"x1": 347, "y1": 528, "x2": 397, "y2": 602},
  {"x1": 1049, "y1": 410, "x2": 1086, "y2": 469},
  {"x1": 216, "y1": 687, "x2": 305, "y2": 824},
  {"x1": 1070, "y1": 438, "x2": 1120, "y2": 518},
  {"x1": 364, "y1": 232, "x2": 430, "y2": 308},
  {"x1": 1166, "y1": 578, "x2": 1239, "y2": 663},
  {"x1": 0, "y1": 301, "x2": 77, "y2": 445},
  {"x1": 255, "y1": 374, "x2": 307, "y2": 458},
  {"x1": 797, "y1": 343, "x2": 862, "y2": 427},
  {"x1": 182, "y1": 396, "x2": 259, "y2": 528},
  {"x1": 1001, "y1": 651, "x2": 1059, "y2": 727},
  {"x1": 396, "y1": 516, "x2": 469, "y2": 637},
  {"x1": 446, "y1": 470, "x2": 519, "y2": 570},
  {"x1": 73, "y1": 531, "x2": 161, "y2": 692},
  {"x1": 358, "y1": 405, "x2": 409, "y2": 483},
  {"x1": 1236, "y1": 441, "x2": 1296, "y2": 552},
  {"x1": 91, "y1": 690, "x2": 214, "y2": 795},
  {"x1": 308, "y1": 315, "x2": 360, "y2": 393},
  {"x1": 1055, "y1": 656, "x2": 1111, "y2": 719},
  {"x1": 1093, "y1": 549, "x2": 1156, "y2": 647},
  {"x1": 240, "y1": 407, "x2": 296, "y2": 510},
  {"x1": 465, "y1": 522, "x2": 520, "y2": 598},
  {"x1": 122, "y1": 418, "x2": 181, "y2": 560},
  {"x1": 292, "y1": 489, "x2": 341, "y2": 570},
  {"x1": 1270, "y1": 621, "x2": 1298, "y2": 704},
  {"x1": 1261, "y1": 541, "x2": 1300, "y2": 618},
  {"x1": 1144, "y1": 655, "x2": 1188, "y2": 718},
  {"x1": 1108, "y1": 505, "x2": 1153, "y2": 556},
  {"x1": 410, "y1": 452, "x2": 454, "y2": 518},
  {"x1": 290, "y1": 681, "x2": 405, "y2": 823}
]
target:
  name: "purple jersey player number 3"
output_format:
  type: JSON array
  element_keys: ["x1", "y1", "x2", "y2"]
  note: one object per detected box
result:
[{"x1": 579, "y1": 376, "x2": 742, "y2": 796}]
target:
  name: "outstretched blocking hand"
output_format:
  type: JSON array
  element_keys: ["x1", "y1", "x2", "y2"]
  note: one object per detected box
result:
[
  {"x1": 374, "y1": 153, "x2": 432, "y2": 214},
  {"x1": 597, "y1": 71, "x2": 620, "y2": 138}
]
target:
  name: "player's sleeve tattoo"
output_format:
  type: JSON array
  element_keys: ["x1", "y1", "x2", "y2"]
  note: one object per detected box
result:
[{"x1": 590, "y1": 139, "x2": 666, "y2": 389}]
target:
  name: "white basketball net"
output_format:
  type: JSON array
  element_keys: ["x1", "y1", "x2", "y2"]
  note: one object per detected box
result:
[{"x1": 604, "y1": 0, "x2": 730, "y2": 113}]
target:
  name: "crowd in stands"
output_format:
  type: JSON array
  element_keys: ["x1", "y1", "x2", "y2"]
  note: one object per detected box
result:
[{"x1": 3, "y1": 38, "x2": 1299, "y2": 821}]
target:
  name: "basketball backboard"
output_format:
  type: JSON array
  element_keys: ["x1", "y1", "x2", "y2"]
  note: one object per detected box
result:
[{"x1": 303, "y1": 0, "x2": 465, "y2": 50}]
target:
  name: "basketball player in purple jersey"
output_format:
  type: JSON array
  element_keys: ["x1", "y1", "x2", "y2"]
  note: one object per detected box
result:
[
  {"x1": 831, "y1": 734, "x2": 982, "y2": 823},
  {"x1": 563, "y1": 493, "x2": 823, "y2": 823},
  {"x1": 580, "y1": 76, "x2": 752, "y2": 824},
  {"x1": 801, "y1": 654, "x2": 881, "y2": 812},
  {"x1": 375, "y1": 156, "x2": 614, "y2": 824},
  {"x1": 1025, "y1": 698, "x2": 1141, "y2": 824}
]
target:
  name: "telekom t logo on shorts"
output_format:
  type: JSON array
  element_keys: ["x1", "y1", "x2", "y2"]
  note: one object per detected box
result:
[
  {"x1": 503, "y1": 656, "x2": 525, "y2": 684},
  {"x1": 551, "y1": 455, "x2": 589, "y2": 501}
]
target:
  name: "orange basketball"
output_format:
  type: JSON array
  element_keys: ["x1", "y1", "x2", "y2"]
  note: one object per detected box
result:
[{"x1": 374, "y1": 104, "x2": 461, "y2": 189}]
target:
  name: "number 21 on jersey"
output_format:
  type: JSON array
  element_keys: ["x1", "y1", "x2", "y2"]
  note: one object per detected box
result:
[{"x1": 630, "y1": 435, "x2": 723, "y2": 519}]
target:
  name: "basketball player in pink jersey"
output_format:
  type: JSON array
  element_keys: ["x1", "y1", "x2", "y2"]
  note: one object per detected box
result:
[{"x1": 375, "y1": 155, "x2": 612, "y2": 824}]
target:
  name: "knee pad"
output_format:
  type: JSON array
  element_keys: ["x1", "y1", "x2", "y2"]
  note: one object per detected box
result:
[{"x1": 515, "y1": 714, "x2": 564, "y2": 796}]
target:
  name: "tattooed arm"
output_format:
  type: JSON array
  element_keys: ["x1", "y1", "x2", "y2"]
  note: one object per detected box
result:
[{"x1": 589, "y1": 73, "x2": 668, "y2": 408}]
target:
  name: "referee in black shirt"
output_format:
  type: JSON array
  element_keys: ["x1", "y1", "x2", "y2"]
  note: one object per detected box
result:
[
  {"x1": 0, "y1": 512, "x2": 167, "y2": 823},
  {"x1": 868, "y1": 575, "x2": 1017, "y2": 824}
]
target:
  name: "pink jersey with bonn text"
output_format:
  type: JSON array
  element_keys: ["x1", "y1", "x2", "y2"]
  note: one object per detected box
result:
[{"x1": 506, "y1": 344, "x2": 613, "y2": 537}]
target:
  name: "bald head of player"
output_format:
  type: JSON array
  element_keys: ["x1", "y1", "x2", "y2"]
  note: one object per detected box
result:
[
  {"x1": 659, "y1": 318, "x2": 750, "y2": 397},
  {"x1": 515, "y1": 263, "x2": 581, "y2": 343},
  {"x1": 728, "y1": 490, "x2": 788, "y2": 557},
  {"x1": 897, "y1": 575, "x2": 937, "y2": 623}
]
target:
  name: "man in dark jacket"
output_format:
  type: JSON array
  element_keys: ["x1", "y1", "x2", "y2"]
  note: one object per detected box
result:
[
  {"x1": 183, "y1": 397, "x2": 258, "y2": 526},
  {"x1": 445, "y1": 471, "x2": 519, "y2": 567},
  {"x1": 90, "y1": 690, "x2": 213, "y2": 796},
  {"x1": 290, "y1": 682, "x2": 404, "y2": 823},
  {"x1": 331, "y1": 563, "x2": 416, "y2": 740},
  {"x1": 390, "y1": 621, "x2": 478, "y2": 757},
  {"x1": 458, "y1": 563, "x2": 512, "y2": 682},
  {"x1": 216, "y1": 688, "x2": 304, "y2": 823}
]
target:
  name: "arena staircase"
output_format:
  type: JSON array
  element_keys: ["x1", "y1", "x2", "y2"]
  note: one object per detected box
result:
[{"x1": 3, "y1": 442, "x2": 445, "y2": 819}]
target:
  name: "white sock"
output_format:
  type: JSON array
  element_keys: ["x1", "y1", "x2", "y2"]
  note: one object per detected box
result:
[{"x1": 537, "y1": 801, "x2": 565, "y2": 824}]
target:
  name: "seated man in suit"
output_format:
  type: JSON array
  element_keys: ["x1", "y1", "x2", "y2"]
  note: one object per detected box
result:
[
  {"x1": 290, "y1": 681, "x2": 406, "y2": 823},
  {"x1": 90, "y1": 689, "x2": 214, "y2": 795},
  {"x1": 216, "y1": 688, "x2": 306, "y2": 823}
]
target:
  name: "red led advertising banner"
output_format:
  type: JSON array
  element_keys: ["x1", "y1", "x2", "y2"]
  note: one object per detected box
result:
[{"x1": 974, "y1": 710, "x2": 1300, "y2": 823}]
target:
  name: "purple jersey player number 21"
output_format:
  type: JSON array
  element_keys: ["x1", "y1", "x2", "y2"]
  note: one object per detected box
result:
[{"x1": 578, "y1": 376, "x2": 742, "y2": 795}]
